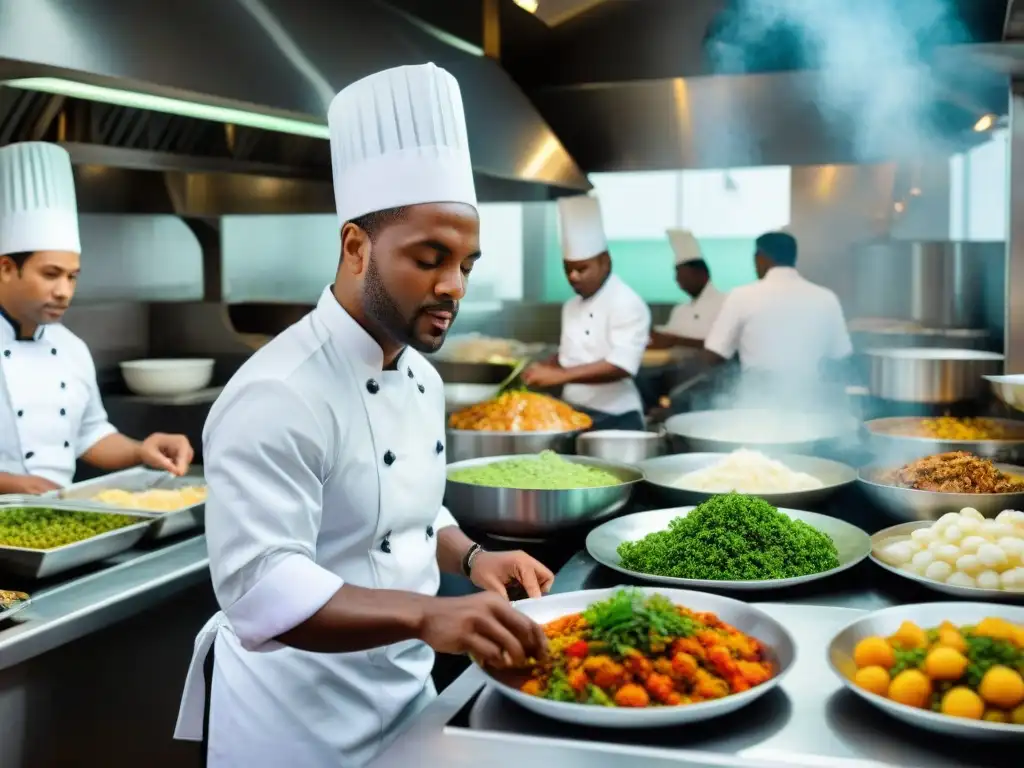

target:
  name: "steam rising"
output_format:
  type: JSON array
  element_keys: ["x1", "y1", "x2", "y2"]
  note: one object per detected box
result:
[{"x1": 709, "y1": 0, "x2": 971, "y2": 159}]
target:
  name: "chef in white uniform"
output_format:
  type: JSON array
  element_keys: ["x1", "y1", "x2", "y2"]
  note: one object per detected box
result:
[
  {"x1": 703, "y1": 231, "x2": 852, "y2": 381},
  {"x1": 174, "y1": 64, "x2": 552, "y2": 768},
  {"x1": 0, "y1": 142, "x2": 193, "y2": 495},
  {"x1": 648, "y1": 229, "x2": 726, "y2": 350},
  {"x1": 523, "y1": 194, "x2": 651, "y2": 430}
]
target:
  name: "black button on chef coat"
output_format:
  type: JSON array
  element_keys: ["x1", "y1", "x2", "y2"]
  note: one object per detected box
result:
[
  {"x1": 366, "y1": 379, "x2": 380, "y2": 394},
  {"x1": 435, "y1": 440, "x2": 444, "y2": 454},
  {"x1": 24, "y1": 451, "x2": 33, "y2": 459},
  {"x1": 383, "y1": 450, "x2": 396, "y2": 465},
  {"x1": 417, "y1": 384, "x2": 425, "y2": 393}
]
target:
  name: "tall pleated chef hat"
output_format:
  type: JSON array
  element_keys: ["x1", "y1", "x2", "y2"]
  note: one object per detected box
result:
[
  {"x1": 666, "y1": 229, "x2": 703, "y2": 266},
  {"x1": 0, "y1": 142, "x2": 80, "y2": 256},
  {"x1": 328, "y1": 63, "x2": 476, "y2": 224},
  {"x1": 557, "y1": 194, "x2": 608, "y2": 262}
]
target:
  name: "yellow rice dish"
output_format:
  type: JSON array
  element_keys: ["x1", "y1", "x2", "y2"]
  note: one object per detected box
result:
[{"x1": 91, "y1": 486, "x2": 207, "y2": 512}]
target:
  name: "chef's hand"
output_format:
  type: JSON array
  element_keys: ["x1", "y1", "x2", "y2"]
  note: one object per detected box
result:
[
  {"x1": 139, "y1": 433, "x2": 194, "y2": 476},
  {"x1": 5, "y1": 474, "x2": 60, "y2": 495},
  {"x1": 522, "y1": 362, "x2": 567, "y2": 389},
  {"x1": 470, "y1": 550, "x2": 554, "y2": 599},
  {"x1": 420, "y1": 592, "x2": 547, "y2": 667}
]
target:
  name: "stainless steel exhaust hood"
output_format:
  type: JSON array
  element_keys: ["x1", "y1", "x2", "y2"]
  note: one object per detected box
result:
[{"x1": 0, "y1": 0, "x2": 589, "y2": 213}]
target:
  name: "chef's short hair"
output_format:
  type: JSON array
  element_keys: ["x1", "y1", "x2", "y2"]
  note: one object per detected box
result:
[
  {"x1": 677, "y1": 258, "x2": 709, "y2": 274},
  {"x1": 755, "y1": 232, "x2": 797, "y2": 267},
  {"x1": 346, "y1": 206, "x2": 408, "y2": 243},
  {"x1": 0, "y1": 252, "x2": 32, "y2": 271}
]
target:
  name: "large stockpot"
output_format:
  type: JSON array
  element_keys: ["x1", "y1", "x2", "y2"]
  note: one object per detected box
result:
[
  {"x1": 663, "y1": 409, "x2": 859, "y2": 456},
  {"x1": 443, "y1": 455, "x2": 642, "y2": 537},
  {"x1": 866, "y1": 348, "x2": 1003, "y2": 404},
  {"x1": 445, "y1": 428, "x2": 581, "y2": 462},
  {"x1": 575, "y1": 430, "x2": 663, "y2": 464}
]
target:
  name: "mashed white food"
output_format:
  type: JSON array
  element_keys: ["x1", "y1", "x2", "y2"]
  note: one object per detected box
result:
[{"x1": 671, "y1": 449, "x2": 825, "y2": 493}]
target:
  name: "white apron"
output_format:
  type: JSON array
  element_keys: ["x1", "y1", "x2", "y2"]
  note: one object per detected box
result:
[
  {"x1": 0, "y1": 316, "x2": 116, "y2": 486},
  {"x1": 175, "y1": 287, "x2": 454, "y2": 768}
]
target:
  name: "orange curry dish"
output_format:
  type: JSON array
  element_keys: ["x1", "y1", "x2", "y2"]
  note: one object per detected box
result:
[
  {"x1": 492, "y1": 590, "x2": 776, "y2": 708},
  {"x1": 448, "y1": 391, "x2": 592, "y2": 432}
]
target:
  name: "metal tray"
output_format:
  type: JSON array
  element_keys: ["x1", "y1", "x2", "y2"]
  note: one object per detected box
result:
[
  {"x1": 46, "y1": 466, "x2": 207, "y2": 541},
  {"x1": 0, "y1": 504, "x2": 153, "y2": 578},
  {"x1": 466, "y1": 604, "x2": 1020, "y2": 766},
  {"x1": 870, "y1": 521, "x2": 1024, "y2": 602},
  {"x1": 586, "y1": 506, "x2": 872, "y2": 591}
]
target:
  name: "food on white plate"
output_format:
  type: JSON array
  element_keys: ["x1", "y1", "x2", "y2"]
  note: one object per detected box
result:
[
  {"x1": 671, "y1": 449, "x2": 824, "y2": 494},
  {"x1": 876, "y1": 507, "x2": 1024, "y2": 592},
  {"x1": 91, "y1": 486, "x2": 207, "y2": 512}
]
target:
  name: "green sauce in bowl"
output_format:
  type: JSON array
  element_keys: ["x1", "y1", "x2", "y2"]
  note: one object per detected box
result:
[{"x1": 448, "y1": 450, "x2": 624, "y2": 490}]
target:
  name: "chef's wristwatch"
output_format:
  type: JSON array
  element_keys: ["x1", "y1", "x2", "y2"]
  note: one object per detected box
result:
[{"x1": 462, "y1": 543, "x2": 484, "y2": 578}]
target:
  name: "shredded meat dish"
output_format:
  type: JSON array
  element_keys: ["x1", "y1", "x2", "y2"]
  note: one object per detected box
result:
[
  {"x1": 448, "y1": 391, "x2": 592, "y2": 432},
  {"x1": 879, "y1": 451, "x2": 1024, "y2": 494}
]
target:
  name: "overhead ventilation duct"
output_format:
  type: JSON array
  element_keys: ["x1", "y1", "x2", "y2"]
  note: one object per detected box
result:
[{"x1": 0, "y1": 0, "x2": 589, "y2": 214}]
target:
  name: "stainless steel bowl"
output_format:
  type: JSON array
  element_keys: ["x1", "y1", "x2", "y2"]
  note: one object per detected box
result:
[
  {"x1": 663, "y1": 409, "x2": 859, "y2": 455},
  {"x1": 985, "y1": 374, "x2": 1024, "y2": 413},
  {"x1": 857, "y1": 463, "x2": 1024, "y2": 522},
  {"x1": 444, "y1": 455, "x2": 642, "y2": 537},
  {"x1": 863, "y1": 416, "x2": 1024, "y2": 464},
  {"x1": 636, "y1": 452, "x2": 856, "y2": 508},
  {"x1": 828, "y1": 602, "x2": 1024, "y2": 740},
  {"x1": 575, "y1": 430, "x2": 663, "y2": 464},
  {"x1": 445, "y1": 428, "x2": 581, "y2": 462},
  {"x1": 866, "y1": 347, "x2": 1003, "y2": 404},
  {"x1": 480, "y1": 586, "x2": 796, "y2": 728}
]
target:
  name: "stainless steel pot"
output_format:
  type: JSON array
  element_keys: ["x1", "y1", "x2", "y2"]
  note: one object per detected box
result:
[
  {"x1": 866, "y1": 348, "x2": 1003, "y2": 404},
  {"x1": 663, "y1": 409, "x2": 859, "y2": 456},
  {"x1": 575, "y1": 430, "x2": 663, "y2": 464},
  {"x1": 444, "y1": 455, "x2": 642, "y2": 536},
  {"x1": 445, "y1": 428, "x2": 580, "y2": 462}
]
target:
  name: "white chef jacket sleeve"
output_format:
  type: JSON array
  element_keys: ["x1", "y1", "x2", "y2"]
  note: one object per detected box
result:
[
  {"x1": 828, "y1": 295, "x2": 854, "y2": 359},
  {"x1": 204, "y1": 379, "x2": 343, "y2": 651},
  {"x1": 74, "y1": 344, "x2": 118, "y2": 456},
  {"x1": 703, "y1": 292, "x2": 743, "y2": 360},
  {"x1": 605, "y1": 297, "x2": 652, "y2": 376}
]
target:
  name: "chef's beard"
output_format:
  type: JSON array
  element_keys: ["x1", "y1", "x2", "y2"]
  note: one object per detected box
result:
[{"x1": 363, "y1": 253, "x2": 456, "y2": 353}]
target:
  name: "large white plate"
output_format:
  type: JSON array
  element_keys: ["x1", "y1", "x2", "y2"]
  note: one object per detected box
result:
[
  {"x1": 586, "y1": 507, "x2": 871, "y2": 591},
  {"x1": 827, "y1": 602, "x2": 1024, "y2": 739},
  {"x1": 871, "y1": 521, "x2": 1024, "y2": 603},
  {"x1": 478, "y1": 586, "x2": 796, "y2": 728}
]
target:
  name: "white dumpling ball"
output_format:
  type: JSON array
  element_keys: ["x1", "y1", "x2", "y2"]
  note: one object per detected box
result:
[
  {"x1": 976, "y1": 570, "x2": 1001, "y2": 590},
  {"x1": 997, "y1": 536, "x2": 1024, "y2": 565},
  {"x1": 933, "y1": 512, "x2": 961, "y2": 534},
  {"x1": 934, "y1": 544, "x2": 962, "y2": 565},
  {"x1": 980, "y1": 521, "x2": 1015, "y2": 541},
  {"x1": 924, "y1": 561, "x2": 953, "y2": 582},
  {"x1": 956, "y1": 516, "x2": 981, "y2": 536},
  {"x1": 881, "y1": 541, "x2": 914, "y2": 566},
  {"x1": 977, "y1": 543, "x2": 1009, "y2": 570},
  {"x1": 911, "y1": 528, "x2": 937, "y2": 546},
  {"x1": 900, "y1": 562, "x2": 925, "y2": 576},
  {"x1": 955, "y1": 553, "x2": 983, "y2": 576},
  {"x1": 943, "y1": 525, "x2": 964, "y2": 544},
  {"x1": 959, "y1": 535, "x2": 987, "y2": 555},
  {"x1": 959, "y1": 507, "x2": 984, "y2": 522},
  {"x1": 996, "y1": 509, "x2": 1018, "y2": 525},
  {"x1": 911, "y1": 550, "x2": 935, "y2": 570},
  {"x1": 946, "y1": 572, "x2": 977, "y2": 588},
  {"x1": 1001, "y1": 567, "x2": 1024, "y2": 593}
]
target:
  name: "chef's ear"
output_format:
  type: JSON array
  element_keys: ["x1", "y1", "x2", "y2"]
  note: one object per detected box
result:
[{"x1": 339, "y1": 222, "x2": 371, "y2": 276}]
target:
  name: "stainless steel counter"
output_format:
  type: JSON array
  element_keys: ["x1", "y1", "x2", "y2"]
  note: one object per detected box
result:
[{"x1": 0, "y1": 535, "x2": 209, "y2": 671}]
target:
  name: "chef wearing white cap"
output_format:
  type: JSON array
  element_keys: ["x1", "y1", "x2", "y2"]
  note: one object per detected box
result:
[
  {"x1": 648, "y1": 229, "x2": 726, "y2": 350},
  {"x1": 0, "y1": 142, "x2": 193, "y2": 495},
  {"x1": 523, "y1": 194, "x2": 651, "y2": 430},
  {"x1": 173, "y1": 64, "x2": 551, "y2": 768}
]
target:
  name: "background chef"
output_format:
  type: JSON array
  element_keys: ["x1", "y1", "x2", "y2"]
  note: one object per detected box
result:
[
  {"x1": 0, "y1": 142, "x2": 193, "y2": 496},
  {"x1": 702, "y1": 230, "x2": 853, "y2": 406},
  {"x1": 175, "y1": 64, "x2": 551, "y2": 768},
  {"x1": 648, "y1": 229, "x2": 726, "y2": 350},
  {"x1": 522, "y1": 194, "x2": 651, "y2": 431}
]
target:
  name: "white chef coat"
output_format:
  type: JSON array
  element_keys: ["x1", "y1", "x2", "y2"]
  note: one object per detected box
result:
[
  {"x1": 559, "y1": 274, "x2": 651, "y2": 415},
  {"x1": 703, "y1": 267, "x2": 852, "y2": 374},
  {"x1": 174, "y1": 286, "x2": 459, "y2": 768},
  {"x1": 657, "y1": 283, "x2": 726, "y2": 341},
  {"x1": 0, "y1": 311, "x2": 116, "y2": 487}
]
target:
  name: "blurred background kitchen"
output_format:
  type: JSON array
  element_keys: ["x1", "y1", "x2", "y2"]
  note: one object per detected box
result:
[{"x1": 2, "y1": 0, "x2": 1024, "y2": 765}]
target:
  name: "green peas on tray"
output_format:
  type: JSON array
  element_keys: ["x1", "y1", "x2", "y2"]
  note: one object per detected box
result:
[{"x1": 0, "y1": 507, "x2": 141, "y2": 550}]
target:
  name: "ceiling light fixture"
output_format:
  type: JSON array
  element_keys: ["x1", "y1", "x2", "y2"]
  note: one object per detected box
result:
[
  {"x1": 973, "y1": 113, "x2": 996, "y2": 132},
  {"x1": 514, "y1": 0, "x2": 539, "y2": 12},
  {"x1": 3, "y1": 77, "x2": 331, "y2": 139}
]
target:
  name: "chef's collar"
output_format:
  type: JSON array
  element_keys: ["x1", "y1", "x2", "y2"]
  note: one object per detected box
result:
[
  {"x1": 0, "y1": 303, "x2": 43, "y2": 341},
  {"x1": 314, "y1": 285, "x2": 402, "y2": 372},
  {"x1": 763, "y1": 266, "x2": 800, "y2": 282},
  {"x1": 581, "y1": 271, "x2": 616, "y2": 303}
]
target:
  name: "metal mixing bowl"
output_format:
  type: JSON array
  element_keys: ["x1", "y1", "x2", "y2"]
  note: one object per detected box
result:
[
  {"x1": 857, "y1": 462, "x2": 1024, "y2": 521},
  {"x1": 985, "y1": 373, "x2": 1024, "y2": 413},
  {"x1": 444, "y1": 455, "x2": 642, "y2": 536},
  {"x1": 445, "y1": 428, "x2": 581, "y2": 462},
  {"x1": 863, "y1": 416, "x2": 1024, "y2": 464},
  {"x1": 636, "y1": 452, "x2": 857, "y2": 508},
  {"x1": 664, "y1": 409, "x2": 859, "y2": 455},
  {"x1": 575, "y1": 430, "x2": 663, "y2": 464}
]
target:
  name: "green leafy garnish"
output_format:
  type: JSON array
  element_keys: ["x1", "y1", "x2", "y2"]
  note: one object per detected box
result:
[
  {"x1": 582, "y1": 589, "x2": 696, "y2": 654},
  {"x1": 963, "y1": 633, "x2": 1022, "y2": 688}
]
